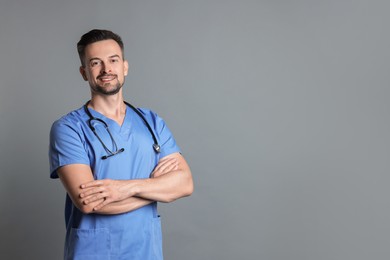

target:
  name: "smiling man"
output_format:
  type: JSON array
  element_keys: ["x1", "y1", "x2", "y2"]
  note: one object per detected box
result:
[{"x1": 49, "y1": 29, "x2": 193, "y2": 260}]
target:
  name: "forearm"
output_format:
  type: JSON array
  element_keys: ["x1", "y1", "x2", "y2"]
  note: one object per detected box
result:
[
  {"x1": 131, "y1": 168, "x2": 193, "y2": 203},
  {"x1": 132, "y1": 153, "x2": 193, "y2": 202},
  {"x1": 57, "y1": 164, "x2": 152, "y2": 215},
  {"x1": 71, "y1": 186, "x2": 154, "y2": 215},
  {"x1": 81, "y1": 167, "x2": 193, "y2": 205},
  {"x1": 80, "y1": 153, "x2": 194, "y2": 209},
  {"x1": 92, "y1": 197, "x2": 153, "y2": 215}
]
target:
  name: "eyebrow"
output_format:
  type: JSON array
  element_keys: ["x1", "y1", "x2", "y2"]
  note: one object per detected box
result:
[
  {"x1": 109, "y1": 55, "x2": 121, "y2": 59},
  {"x1": 88, "y1": 55, "x2": 121, "y2": 62}
]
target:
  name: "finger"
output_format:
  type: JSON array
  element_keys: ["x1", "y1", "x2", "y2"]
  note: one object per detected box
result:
[
  {"x1": 152, "y1": 162, "x2": 178, "y2": 178},
  {"x1": 82, "y1": 194, "x2": 99, "y2": 205},
  {"x1": 83, "y1": 192, "x2": 109, "y2": 205},
  {"x1": 93, "y1": 198, "x2": 110, "y2": 211},
  {"x1": 159, "y1": 163, "x2": 177, "y2": 174},
  {"x1": 159, "y1": 160, "x2": 178, "y2": 173},
  {"x1": 158, "y1": 157, "x2": 176, "y2": 163},
  {"x1": 80, "y1": 180, "x2": 104, "y2": 189},
  {"x1": 151, "y1": 158, "x2": 178, "y2": 178},
  {"x1": 80, "y1": 187, "x2": 106, "y2": 198},
  {"x1": 155, "y1": 158, "x2": 178, "y2": 173},
  {"x1": 151, "y1": 171, "x2": 159, "y2": 178},
  {"x1": 155, "y1": 157, "x2": 177, "y2": 167}
]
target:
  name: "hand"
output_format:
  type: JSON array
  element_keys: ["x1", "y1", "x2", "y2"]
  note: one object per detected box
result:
[
  {"x1": 151, "y1": 157, "x2": 179, "y2": 178},
  {"x1": 79, "y1": 179, "x2": 137, "y2": 211}
]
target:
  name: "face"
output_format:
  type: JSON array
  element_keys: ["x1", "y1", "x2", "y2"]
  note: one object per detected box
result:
[{"x1": 80, "y1": 39, "x2": 129, "y2": 96}]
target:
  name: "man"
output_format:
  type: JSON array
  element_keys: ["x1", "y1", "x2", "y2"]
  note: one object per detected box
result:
[{"x1": 49, "y1": 29, "x2": 193, "y2": 260}]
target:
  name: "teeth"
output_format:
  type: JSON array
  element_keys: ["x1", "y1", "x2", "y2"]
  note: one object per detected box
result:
[{"x1": 99, "y1": 76, "x2": 116, "y2": 82}]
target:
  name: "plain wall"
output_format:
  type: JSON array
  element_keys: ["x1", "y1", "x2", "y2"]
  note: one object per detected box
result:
[{"x1": 1, "y1": 0, "x2": 389, "y2": 259}]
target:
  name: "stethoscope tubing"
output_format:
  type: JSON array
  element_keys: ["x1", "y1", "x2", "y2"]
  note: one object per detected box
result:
[{"x1": 84, "y1": 100, "x2": 161, "y2": 156}]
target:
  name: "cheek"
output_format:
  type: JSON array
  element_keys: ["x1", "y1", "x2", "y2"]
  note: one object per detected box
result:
[{"x1": 88, "y1": 71, "x2": 100, "y2": 80}]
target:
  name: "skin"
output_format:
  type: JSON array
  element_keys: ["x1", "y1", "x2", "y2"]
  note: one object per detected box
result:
[{"x1": 57, "y1": 39, "x2": 193, "y2": 214}]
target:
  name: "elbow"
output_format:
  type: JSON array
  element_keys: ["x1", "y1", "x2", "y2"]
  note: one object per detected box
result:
[
  {"x1": 164, "y1": 178, "x2": 194, "y2": 203},
  {"x1": 179, "y1": 174, "x2": 194, "y2": 199},
  {"x1": 80, "y1": 208, "x2": 94, "y2": 215},
  {"x1": 76, "y1": 203, "x2": 95, "y2": 214},
  {"x1": 184, "y1": 180, "x2": 194, "y2": 197},
  {"x1": 69, "y1": 197, "x2": 95, "y2": 214},
  {"x1": 160, "y1": 190, "x2": 193, "y2": 203},
  {"x1": 73, "y1": 197, "x2": 106, "y2": 214}
]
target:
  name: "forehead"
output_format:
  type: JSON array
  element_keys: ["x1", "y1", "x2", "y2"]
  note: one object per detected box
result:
[{"x1": 84, "y1": 39, "x2": 123, "y2": 59}]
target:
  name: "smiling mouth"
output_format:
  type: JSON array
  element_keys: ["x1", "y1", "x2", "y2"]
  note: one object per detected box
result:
[{"x1": 97, "y1": 74, "x2": 117, "y2": 82}]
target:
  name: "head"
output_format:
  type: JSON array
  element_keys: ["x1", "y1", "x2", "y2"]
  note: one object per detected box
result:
[
  {"x1": 77, "y1": 29, "x2": 129, "y2": 96},
  {"x1": 77, "y1": 29, "x2": 124, "y2": 67}
]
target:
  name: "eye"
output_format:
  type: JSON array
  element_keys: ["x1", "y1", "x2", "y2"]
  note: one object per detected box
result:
[
  {"x1": 110, "y1": 58, "x2": 119, "y2": 63},
  {"x1": 90, "y1": 60, "x2": 102, "y2": 67}
]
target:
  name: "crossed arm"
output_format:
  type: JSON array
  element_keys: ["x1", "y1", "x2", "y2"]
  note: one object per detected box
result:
[{"x1": 57, "y1": 152, "x2": 193, "y2": 215}]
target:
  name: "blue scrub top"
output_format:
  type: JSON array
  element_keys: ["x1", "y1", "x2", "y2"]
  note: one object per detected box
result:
[{"x1": 49, "y1": 105, "x2": 180, "y2": 260}]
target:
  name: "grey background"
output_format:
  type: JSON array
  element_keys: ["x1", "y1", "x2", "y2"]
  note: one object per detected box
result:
[{"x1": 1, "y1": 0, "x2": 389, "y2": 259}]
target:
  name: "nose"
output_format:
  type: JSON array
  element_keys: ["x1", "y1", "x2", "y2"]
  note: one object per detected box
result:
[{"x1": 101, "y1": 62, "x2": 112, "y2": 74}]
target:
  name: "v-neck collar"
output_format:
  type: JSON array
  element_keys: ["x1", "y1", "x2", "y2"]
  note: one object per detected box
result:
[{"x1": 85, "y1": 106, "x2": 131, "y2": 134}]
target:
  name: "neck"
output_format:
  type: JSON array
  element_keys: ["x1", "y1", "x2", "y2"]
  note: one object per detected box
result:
[{"x1": 89, "y1": 94, "x2": 127, "y2": 125}]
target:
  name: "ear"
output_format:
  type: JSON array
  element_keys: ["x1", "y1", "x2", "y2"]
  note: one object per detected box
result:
[
  {"x1": 79, "y1": 66, "x2": 88, "y2": 81},
  {"x1": 123, "y1": 60, "x2": 129, "y2": 76}
]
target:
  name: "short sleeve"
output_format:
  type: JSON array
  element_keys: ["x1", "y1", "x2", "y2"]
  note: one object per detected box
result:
[
  {"x1": 140, "y1": 109, "x2": 181, "y2": 159},
  {"x1": 49, "y1": 119, "x2": 90, "y2": 178}
]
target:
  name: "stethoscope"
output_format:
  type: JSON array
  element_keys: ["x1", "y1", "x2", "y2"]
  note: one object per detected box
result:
[{"x1": 84, "y1": 100, "x2": 161, "y2": 160}]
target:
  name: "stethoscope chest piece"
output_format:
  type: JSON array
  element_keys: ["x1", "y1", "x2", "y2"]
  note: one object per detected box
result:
[{"x1": 153, "y1": 144, "x2": 161, "y2": 153}]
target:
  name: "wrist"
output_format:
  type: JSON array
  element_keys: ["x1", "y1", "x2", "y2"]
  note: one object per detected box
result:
[{"x1": 125, "y1": 179, "x2": 145, "y2": 197}]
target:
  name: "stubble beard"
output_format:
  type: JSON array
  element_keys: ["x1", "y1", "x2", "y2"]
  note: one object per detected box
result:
[{"x1": 91, "y1": 78, "x2": 123, "y2": 96}]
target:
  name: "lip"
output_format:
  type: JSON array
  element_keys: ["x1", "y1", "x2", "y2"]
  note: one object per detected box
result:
[{"x1": 97, "y1": 74, "x2": 117, "y2": 82}]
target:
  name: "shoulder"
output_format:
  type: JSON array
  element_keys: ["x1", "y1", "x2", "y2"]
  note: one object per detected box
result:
[
  {"x1": 52, "y1": 106, "x2": 85, "y2": 126},
  {"x1": 50, "y1": 107, "x2": 86, "y2": 135},
  {"x1": 135, "y1": 107, "x2": 167, "y2": 128},
  {"x1": 136, "y1": 107, "x2": 158, "y2": 118},
  {"x1": 129, "y1": 106, "x2": 181, "y2": 155}
]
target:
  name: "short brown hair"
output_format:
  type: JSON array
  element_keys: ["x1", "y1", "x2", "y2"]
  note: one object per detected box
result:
[{"x1": 77, "y1": 29, "x2": 124, "y2": 66}]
